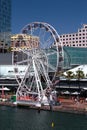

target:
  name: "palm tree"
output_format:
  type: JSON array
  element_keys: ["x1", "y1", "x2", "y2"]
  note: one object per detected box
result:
[
  {"x1": 64, "y1": 70, "x2": 74, "y2": 88},
  {"x1": 75, "y1": 69, "x2": 85, "y2": 89}
]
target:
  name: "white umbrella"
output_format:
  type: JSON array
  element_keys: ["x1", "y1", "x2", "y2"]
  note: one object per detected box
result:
[
  {"x1": 0, "y1": 87, "x2": 10, "y2": 91},
  {"x1": 0, "y1": 86, "x2": 10, "y2": 96},
  {"x1": 3, "y1": 87, "x2": 10, "y2": 91},
  {"x1": 62, "y1": 91, "x2": 70, "y2": 94},
  {"x1": 71, "y1": 91, "x2": 80, "y2": 95}
]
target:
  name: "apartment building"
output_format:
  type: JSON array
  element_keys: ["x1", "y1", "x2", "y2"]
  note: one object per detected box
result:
[{"x1": 60, "y1": 24, "x2": 87, "y2": 48}]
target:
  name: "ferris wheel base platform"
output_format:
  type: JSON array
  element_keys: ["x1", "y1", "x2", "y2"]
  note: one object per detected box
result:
[{"x1": 16, "y1": 100, "x2": 49, "y2": 108}]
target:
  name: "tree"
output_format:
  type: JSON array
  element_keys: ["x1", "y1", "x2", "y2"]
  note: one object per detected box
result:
[
  {"x1": 64, "y1": 71, "x2": 74, "y2": 88},
  {"x1": 75, "y1": 69, "x2": 85, "y2": 89},
  {"x1": 7, "y1": 47, "x2": 12, "y2": 52}
]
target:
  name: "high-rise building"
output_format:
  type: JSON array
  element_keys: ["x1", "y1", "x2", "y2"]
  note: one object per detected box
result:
[
  {"x1": 0, "y1": 0, "x2": 11, "y2": 52},
  {"x1": 60, "y1": 24, "x2": 87, "y2": 48}
]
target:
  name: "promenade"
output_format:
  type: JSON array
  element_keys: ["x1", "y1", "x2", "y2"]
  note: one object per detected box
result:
[
  {"x1": 32, "y1": 98, "x2": 86, "y2": 114},
  {"x1": 0, "y1": 98, "x2": 87, "y2": 114},
  {"x1": 53, "y1": 98, "x2": 87, "y2": 114}
]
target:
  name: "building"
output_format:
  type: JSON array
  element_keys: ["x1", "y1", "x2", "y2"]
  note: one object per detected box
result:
[
  {"x1": 11, "y1": 34, "x2": 39, "y2": 52},
  {"x1": 0, "y1": 46, "x2": 87, "y2": 69},
  {"x1": 63, "y1": 46, "x2": 87, "y2": 69},
  {"x1": 0, "y1": 53, "x2": 12, "y2": 65},
  {"x1": 0, "y1": 45, "x2": 87, "y2": 89},
  {"x1": 60, "y1": 24, "x2": 87, "y2": 48},
  {"x1": 0, "y1": 0, "x2": 11, "y2": 52}
]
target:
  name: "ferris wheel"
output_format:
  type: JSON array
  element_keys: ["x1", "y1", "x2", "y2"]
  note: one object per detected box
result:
[{"x1": 12, "y1": 22, "x2": 63, "y2": 106}]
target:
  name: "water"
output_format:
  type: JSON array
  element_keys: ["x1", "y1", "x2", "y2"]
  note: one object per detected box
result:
[{"x1": 0, "y1": 106, "x2": 87, "y2": 130}]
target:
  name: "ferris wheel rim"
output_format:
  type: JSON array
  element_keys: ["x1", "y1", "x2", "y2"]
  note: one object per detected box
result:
[
  {"x1": 21, "y1": 22, "x2": 63, "y2": 76},
  {"x1": 21, "y1": 21, "x2": 62, "y2": 46},
  {"x1": 13, "y1": 22, "x2": 63, "y2": 81}
]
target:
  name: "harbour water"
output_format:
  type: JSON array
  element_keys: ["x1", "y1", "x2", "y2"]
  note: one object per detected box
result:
[{"x1": 0, "y1": 106, "x2": 87, "y2": 130}]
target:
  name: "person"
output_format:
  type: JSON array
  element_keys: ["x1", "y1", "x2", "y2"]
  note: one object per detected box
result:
[{"x1": 38, "y1": 107, "x2": 41, "y2": 113}]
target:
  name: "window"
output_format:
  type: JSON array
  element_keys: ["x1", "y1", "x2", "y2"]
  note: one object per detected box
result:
[
  {"x1": 84, "y1": 25, "x2": 87, "y2": 28},
  {"x1": 83, "y1": 33, "x2": 85, "y2": 35},
  {"x1": 83, "y1": 30, "x2": 85, "y2": 32},
  {"x1": 79, "y1": 34, "x2": 81, "y2": 36},
  {"x1": 8, "y1": 70, "x2": 13, "y2": 73}
]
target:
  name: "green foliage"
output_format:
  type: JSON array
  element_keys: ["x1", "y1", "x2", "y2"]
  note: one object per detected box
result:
[
  {"x1": 7, "y1": 47, "x2": 12, "y2": 52},
  {"x1": 75, "y1": 69, "x2": 85, "y2": 80},
  {"x1": 65, "y1": 71, "x2": 74, "y2": 80}
]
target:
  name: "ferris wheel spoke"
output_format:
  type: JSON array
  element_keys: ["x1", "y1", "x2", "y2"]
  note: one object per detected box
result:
[
  {"x1": 35, "y1": 59, "x2": 55, "y2": 73},
  {"x1": 16, "y1": 59, "x2": 31, "y2": 65},
  {"x1": 35, "y1": 61, "x2": 47, "y2": 76},
  {"x1": 46, "y1": 50, "x2": 57, "y2": 56},
  {"x1": 39, "y1": 30, "x2": 47, "y2": 48},
  {"x1": 35, "y1": 52, "x2": 56, "y2": 72},
  {"x1": 38, "y1": 27, "x2": 45, "y2": 38},
  {"x1": 44, "y1": 61, "x2": 56, "y2": 71},
  {"x1": 44, "y1": 35, "x2": 53, "y2": 48}
]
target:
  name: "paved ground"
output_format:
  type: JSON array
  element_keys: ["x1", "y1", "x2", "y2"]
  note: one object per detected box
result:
[
  {"x1": 52, "y1": 98, "x2": 87, "y2": 114},
  {"x1": 0, "y1": 97, "x2": 87, "y2": 114}
]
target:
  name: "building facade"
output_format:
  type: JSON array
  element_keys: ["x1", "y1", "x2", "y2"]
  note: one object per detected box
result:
[
  {"x1": 63, "y1": 46, "x2": 87, "y2": 69},
  {"x1": 11, "y1": 34, "x2": 39, "y2": 51},
  {"x1": 0, "y1": 0, "x2": 11, "y2": 52},
  {"x1": 60, "y1": 24, "x2": 87, "y2": 48}
]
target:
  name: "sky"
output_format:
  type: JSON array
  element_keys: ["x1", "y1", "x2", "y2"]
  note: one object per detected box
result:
[{"x1": 12, "y1": 0, "x2": 87, "y2": 35}]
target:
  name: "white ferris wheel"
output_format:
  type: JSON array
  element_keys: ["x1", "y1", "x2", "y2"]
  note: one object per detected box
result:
[{"x1": 12, "y1": 22, "x2": 63, "y2": 106}]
